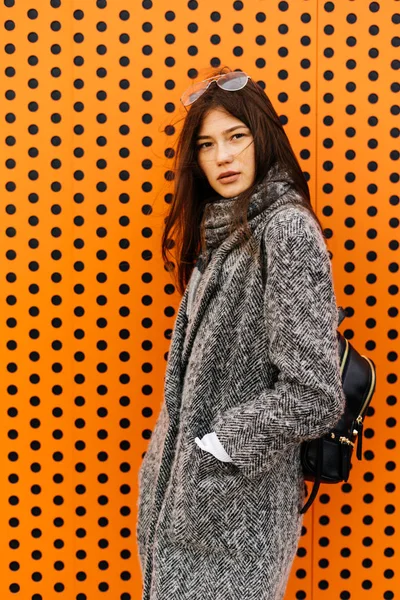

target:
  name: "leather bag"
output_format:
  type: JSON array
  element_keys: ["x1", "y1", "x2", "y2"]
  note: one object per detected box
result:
[{"x1": 299, "y1": 306, "x2": 376, "y2": 513}]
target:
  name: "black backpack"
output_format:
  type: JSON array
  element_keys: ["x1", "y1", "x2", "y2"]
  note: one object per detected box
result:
[{"x1": 300, "y1": 306, "x2": 377, "y2": 513}]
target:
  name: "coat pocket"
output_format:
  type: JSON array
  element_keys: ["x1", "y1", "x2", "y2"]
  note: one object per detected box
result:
[
  {"x1": 169, "y1": 442, "x2": 250, "y2": 551},
  {"x1": 168, "y1": 442, "x2": 306, "y2": 554}
]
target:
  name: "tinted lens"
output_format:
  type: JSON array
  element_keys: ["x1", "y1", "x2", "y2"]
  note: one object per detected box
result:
[
  {"x1": 218, "y1": 72, "x2": 249, "y2": 90},
  {"x1": 180, "y1": 80, "x2": 211, "y2": 106}
]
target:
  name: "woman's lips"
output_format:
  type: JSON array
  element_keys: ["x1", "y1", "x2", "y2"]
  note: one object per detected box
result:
[{"x1": 218, "y1": 173, "x2": 240, "y2": 184}]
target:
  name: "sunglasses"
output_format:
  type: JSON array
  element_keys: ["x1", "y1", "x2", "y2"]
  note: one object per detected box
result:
[{"x1": 180, "y1": 71, "x2": 251, "y2": 110}]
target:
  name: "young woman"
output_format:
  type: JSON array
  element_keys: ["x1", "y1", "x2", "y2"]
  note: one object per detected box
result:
[{"x1": 136, "y1": 68, "x2": 346, "y2": 600}]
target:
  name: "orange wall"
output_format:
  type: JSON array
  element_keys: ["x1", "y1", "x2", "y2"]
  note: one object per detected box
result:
[{"x1": 0, "y1": 1, "x2": 398, "y2": 598}]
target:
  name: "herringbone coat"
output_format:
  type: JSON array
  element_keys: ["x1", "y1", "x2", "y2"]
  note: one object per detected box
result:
[{"x1": 136, "y1": 169, "x2": 346, "y2": 600}]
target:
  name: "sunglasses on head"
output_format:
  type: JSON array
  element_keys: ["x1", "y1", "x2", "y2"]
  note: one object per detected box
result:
[{"x1": 180, "y1": 71, "x2": 251, "y2": 110}]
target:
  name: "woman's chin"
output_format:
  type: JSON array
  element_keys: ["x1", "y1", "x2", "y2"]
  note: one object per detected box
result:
[{"x1": 216, "y1": 182, "x2": 246, "y2": 198}]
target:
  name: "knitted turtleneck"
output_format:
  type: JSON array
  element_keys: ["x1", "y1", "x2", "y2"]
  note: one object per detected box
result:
[{"x1": 202, "y1": 162, "x2": 296, "y2": 251}]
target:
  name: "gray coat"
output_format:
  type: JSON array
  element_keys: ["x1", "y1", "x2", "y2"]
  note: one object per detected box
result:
[{"x1": 136, "y1": 165, "x2": 346, "y2": 600}]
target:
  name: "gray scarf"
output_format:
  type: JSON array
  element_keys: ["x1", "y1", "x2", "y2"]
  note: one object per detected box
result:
[{"x1": 202, "y1": 162, "x2": 297, "y2": 252}]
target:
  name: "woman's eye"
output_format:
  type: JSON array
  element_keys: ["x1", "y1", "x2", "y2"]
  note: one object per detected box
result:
[{"x1": 196, "y1": 133, "x2": 245, "y2": 150}]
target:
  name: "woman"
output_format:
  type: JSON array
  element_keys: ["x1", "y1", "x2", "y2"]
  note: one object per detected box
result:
[{"x1": 136, "y1": 68, "x2": 346, "y2": 600}]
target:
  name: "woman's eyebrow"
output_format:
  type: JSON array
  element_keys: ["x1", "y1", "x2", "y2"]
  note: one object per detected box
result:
[{"x1": 196, "y1": 125, "x2": 249, "y2": 141}]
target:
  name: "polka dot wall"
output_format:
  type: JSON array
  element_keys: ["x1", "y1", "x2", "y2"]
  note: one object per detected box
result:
[{"x1": 0, "y1": 0, "x2": 398, "y2": 598}]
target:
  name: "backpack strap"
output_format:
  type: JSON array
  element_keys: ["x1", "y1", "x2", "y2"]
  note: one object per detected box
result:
[{"x1": 300, "y1": 438, "x2": 324, "y2": 514}]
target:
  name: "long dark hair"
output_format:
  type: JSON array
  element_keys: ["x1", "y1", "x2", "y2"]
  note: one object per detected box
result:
[{"x1": 161, "y1": 66, "x2": 326, "y2": 296}]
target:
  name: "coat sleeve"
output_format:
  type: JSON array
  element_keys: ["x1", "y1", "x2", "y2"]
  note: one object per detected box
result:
[{"x1": 210, "y1": 212, "x2": 346, "y2": 480}]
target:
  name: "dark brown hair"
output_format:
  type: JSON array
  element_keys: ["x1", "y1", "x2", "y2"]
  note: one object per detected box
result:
[{"x1": 161, "y1": 66, "x2": 326, "y2": 295}]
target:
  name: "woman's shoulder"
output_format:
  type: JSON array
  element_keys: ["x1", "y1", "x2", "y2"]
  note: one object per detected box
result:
[{"x1": 264, "y1": 201, "x2": 323, "y2": 243}]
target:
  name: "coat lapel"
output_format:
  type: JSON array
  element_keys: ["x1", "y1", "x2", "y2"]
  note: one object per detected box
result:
[
  {"x1": 162, "y1": 254, "x2": 223, "y2": 422},
  {"x1": 180, "y1": 254, "x2": 219, "y2": 372},
  {"x1": 179, "y1": 228, "x2": 247, "y2": 377}
]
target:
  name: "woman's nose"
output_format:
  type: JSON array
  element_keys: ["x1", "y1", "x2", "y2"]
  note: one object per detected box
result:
[{"x1": 216, "y1": 146, "x2": 234, "y2": 164}]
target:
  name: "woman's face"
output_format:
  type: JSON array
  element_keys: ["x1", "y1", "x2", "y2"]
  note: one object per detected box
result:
[{"x1": 196, "y1": 108, "x2": 255, "y2": 198}]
